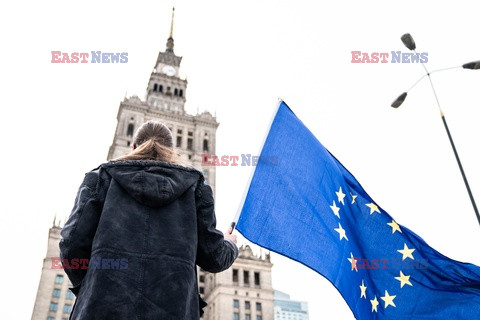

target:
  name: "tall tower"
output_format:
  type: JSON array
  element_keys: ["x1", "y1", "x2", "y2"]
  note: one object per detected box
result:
[
  {"x1": 31, "y1": 220, "x2": 75, "y2": 320},
  {"x1": 107, "y1": 7, "x2": 219, "y2": 191},
  {"x1": 146, "y1": 7, "x2": 186, "y2": 113}
]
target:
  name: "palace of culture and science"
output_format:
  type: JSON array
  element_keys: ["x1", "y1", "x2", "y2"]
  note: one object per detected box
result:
[{"x1": 30, "y1": 9, "x2": 278, "y2": 320}]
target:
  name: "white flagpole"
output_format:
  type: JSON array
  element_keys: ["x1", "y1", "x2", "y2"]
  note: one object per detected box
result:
[{"x1": 229, "y1": 98, "x2": 284, "y2": 232}]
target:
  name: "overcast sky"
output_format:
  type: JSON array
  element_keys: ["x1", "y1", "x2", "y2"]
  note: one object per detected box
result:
[{"x1": 1, "y1": 1, "x2": 480, "y2": 319}]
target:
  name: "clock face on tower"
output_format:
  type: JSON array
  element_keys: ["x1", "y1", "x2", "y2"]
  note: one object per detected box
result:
[{"x1": 162, "y1": 65, "x2": 176, "y2": 76}]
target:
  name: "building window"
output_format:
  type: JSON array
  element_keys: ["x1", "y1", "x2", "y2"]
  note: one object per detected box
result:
[
  {"x1": 256, "y1": 316, "x2": 262, "y2": 320},
  {"x1": 245, "y1": 301, "x2": 250, "y2": 310},
  {"x1": 234, "y1": 312, "x2": 239, "y2": 320},
  {"x1": 64, "y1": 304, "x2": 72, "y2": 314},
  {"x1": 233, "y1": 269, "x2": 239, "y2": 283},
  {"x1": 48, "y1": 317, "x2": 55, "y2": 320},
  {"x1": 202, "y1": 170, "x2": 209, "y2": 185},
  {"x1": 159, "y1": 85, "x2": 163, "y2": 93},
  {"x1": 127, "y1": 123, "x2": 134, "y2": 137},
  {"x1": 199, "y1": 275, "x2": 205, "y2": 283},
  {"x1": 66, "y1": 290, "x2": 74, "y2": 300},
  {"x1": 244, "y1": 270, "x2": 250, "y2": 286},
  {"x1": 176, "y1": 136, "x2": 182, "y2": 148},
  {"x1": 187, "y1": 138, "x2": 193, "y2": 150},
  {"x1": 55, "y1": 275, "x2": 63, "y2": 284},
  {"x1": 174, "y1": 88, "x2": 178, "y2": 96},
  {"x1": 245, "y1": 315, "x2": 251, "y2": 320},
  {"x1": 153, "y1": 83, "x2": 158, "y2": 91},
  {"x1": 203, "y1": 139, "x2": 209, "y2": 152},
  {"x1": 49, "y1": 302, "x2": 58, "y2": 312},
  {"x1": 256, "y1": 302, "x2": 262, "y2": 311},
  {"x1": 254, "y1": 272, "x2": 260, "y2": 287},
  {"x1": 187, "y1": 130, "x2": 193, "y2": 150},
  {"x1": 233, "y1": 299, "x2": 239, "y2": 308},
  {"x1": 53, "y1": 288, "x2": 60, "y2": 297},
  {"x1": 199, "y1": 287, "x2": 204, "y2": 294}
]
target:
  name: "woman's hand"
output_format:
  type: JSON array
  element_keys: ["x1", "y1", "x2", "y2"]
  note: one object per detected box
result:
[{"x1": 224, "y1": 227, "x2": 237, "y2": 244}]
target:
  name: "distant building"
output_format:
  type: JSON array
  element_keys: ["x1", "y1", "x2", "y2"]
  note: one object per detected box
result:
[
  {"x1": 31, "y1": 221, "x2": 74, "y2": 320},
  {"x1": 274, "y1": 290, "x2": 309, "y2": 320}
]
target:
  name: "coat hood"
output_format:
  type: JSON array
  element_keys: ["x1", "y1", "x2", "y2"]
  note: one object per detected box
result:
[{"x1": 102, "y1": 161, "x2": 201, "y2": 208}]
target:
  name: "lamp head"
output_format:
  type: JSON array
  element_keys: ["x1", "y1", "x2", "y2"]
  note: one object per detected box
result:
[
  {"x1": 391, "y1": 92, "x2": 408, "y2": 108},
  {"x1": 462, "y1": 61, "x2": 480, "y2": 70},
  {"x1": 401, "y1": 33, "x2": 416, "y2": 51}
]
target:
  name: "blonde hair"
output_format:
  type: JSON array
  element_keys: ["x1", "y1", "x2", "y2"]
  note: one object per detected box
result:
[{"x1": 115, "y1": 120, "x2": 184, "y2": 165}]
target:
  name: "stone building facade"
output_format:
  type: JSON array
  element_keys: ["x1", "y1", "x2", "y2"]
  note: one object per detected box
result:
[
  {"x1": 201, "y1": 245, "x2": 274, "y2": 320},
  {"x1": 31, "y1": 221, "x2": 74, "y2": 320}
]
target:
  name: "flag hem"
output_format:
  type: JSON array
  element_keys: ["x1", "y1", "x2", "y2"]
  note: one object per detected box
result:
[{"x1": 233, "y1": 99, "x2": 284, "y2": 223}]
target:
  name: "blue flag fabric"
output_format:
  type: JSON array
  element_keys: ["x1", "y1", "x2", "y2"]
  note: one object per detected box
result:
[{"x1": 236, "y1": 102, "x2": 480, "y2": 319}]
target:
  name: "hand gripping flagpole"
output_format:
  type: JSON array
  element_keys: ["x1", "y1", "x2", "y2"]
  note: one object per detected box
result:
[
  {"x1": 391, "y1": 33, "x2": 480, "y2": 228},
  {"x1": 230, "y1": 98, "x2": 284, "y2": 234}
]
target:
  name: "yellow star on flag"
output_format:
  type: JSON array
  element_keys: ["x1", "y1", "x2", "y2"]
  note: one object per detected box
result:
[
  {"x1": 365, "y1": 202, "x2": 380, "y2": 214},
  {"x1": 347, "y1": 252, "x2": 358, "y2": 272},
  {"x1": 381, "y1": 290, "x2": 396, "y2": 309},
  {"x1": 359, "y1": 280, "x2": 367, "y2": 299},
  {"x1": 350, "y1": 192, "x2": 357, "y2": 204},
  {"x1": 395, "y1": 271, "x2": 413, "y2": 288},
  {"x1": 334, "y1": 223, "x2": 348, "y2": 241},
  {"x1": 387, "y1": 220, "x2": 402, "y2": 234},
  {"x1": 336, "y1": 187, "x2": 346, "y2": 205},
  {"x1": 397, "y1": 243, "x2": 415, "y2": 261},
  {"x1": 370, "y1": 296, "x2": 379, "y2": 312},
  {"x1": 330, "y1": 201, "x2": 340, "y2": 218}
]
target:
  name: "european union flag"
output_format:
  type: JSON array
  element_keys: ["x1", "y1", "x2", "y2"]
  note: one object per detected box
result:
[{"x1": 236, "y1": 101, "x2": 480, "y2": 319}]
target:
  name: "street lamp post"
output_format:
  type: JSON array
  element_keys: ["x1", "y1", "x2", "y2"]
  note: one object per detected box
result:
[{"x1": 391, "y1": 33, "x2": 480, "y2": 227}]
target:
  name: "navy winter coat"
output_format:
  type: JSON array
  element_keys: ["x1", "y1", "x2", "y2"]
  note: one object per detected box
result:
[{"x1": 59, "y1": 160, "x2": 238, "y2": 319}]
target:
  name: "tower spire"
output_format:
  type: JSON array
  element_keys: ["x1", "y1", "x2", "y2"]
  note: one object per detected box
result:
[
  {"x1": 169, "y1": 7, "x2": 175, "y2": 38},
  {"x1": 166, "y1": 7, "x2": 175, "y2": 53}
]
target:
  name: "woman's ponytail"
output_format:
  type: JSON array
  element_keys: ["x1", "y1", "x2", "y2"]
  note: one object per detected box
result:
[{"x1": 114, "y1": 121, "x2": 183, "y2": 165}]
